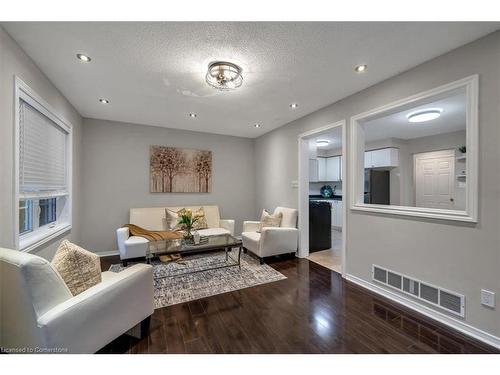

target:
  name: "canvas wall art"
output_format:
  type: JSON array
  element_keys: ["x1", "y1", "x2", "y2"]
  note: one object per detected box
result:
[{"x1": 150, "y1": 146, "x2": 212, "y2": 193}]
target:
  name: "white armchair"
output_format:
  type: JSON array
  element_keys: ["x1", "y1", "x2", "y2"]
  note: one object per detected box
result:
[
  {"x1": 0, "y1": 247, "x2": 153, "y2": 353},
  {"x1": 242, "y1": 207, "x2": 298, "y2": 264}
]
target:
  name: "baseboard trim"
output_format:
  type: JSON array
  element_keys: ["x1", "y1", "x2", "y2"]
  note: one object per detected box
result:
[
  {"x1": 97, "y1": 250, "x2": 119, "y2": 257},
  {"x1": 345, "y1": 273, "x2": 500, "y2": 350}
]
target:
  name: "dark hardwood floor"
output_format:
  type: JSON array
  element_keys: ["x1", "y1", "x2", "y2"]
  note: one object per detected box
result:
[{"x1": 98, "y1": 255, "x2": 498, "y2": 354}]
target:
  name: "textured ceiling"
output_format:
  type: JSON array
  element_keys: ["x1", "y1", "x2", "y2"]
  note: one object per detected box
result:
[{"x1": 3, "y1": 22, "x2": 498, "y2": 138}]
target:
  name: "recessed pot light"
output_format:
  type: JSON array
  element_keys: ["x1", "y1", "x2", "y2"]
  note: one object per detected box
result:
[
  {"x1": 189, "y1": 113, "x2": 197, "y2": 118},
  {"x1": 354, "y1": 64, "x2": 367, "y2": 73},
  {"x1": 407, "y1": 108, "x2": 442, "y2": 123},
  {"x1": 76, "y1": 53, "x2": 91, "y2": 62},
  {"x1": 316, "y1": 140, "x2": 330, "y2": 147},
  {"x1": 289, "y1": 103, "x2": 298, "y2": 109},
  {"x1": 98, "y1": 98, "x2": 109, "y2": 104},
  {"x1": 254, "y1": 123, "x2": 261, "y2": 128}
]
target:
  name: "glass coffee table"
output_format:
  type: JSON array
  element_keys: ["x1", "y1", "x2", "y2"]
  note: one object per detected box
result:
[{"x1": 146, "y1": 234, "x2": 243, "y2": 278}]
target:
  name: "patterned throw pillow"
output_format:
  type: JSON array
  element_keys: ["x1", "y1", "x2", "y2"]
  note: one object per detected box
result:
[
  {"x1": 192, "y1": 207, "x2": 209, "y2": 230},
  {"x1": 52, "y1": 240, "x2": 102, "y2": 296},
  {"x1": 259, "y1": 209, "x2": 282, "y2": 232},
  {"x1": 165, "y1": 209, "x2": 179, "y2": 230}
]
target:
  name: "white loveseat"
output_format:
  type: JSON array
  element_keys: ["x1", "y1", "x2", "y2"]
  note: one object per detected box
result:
[
  {"x1": 0, "y1": 247, "x2": 153, "y2": 354},
  {"x1": 242, "y1": 207, "x2": 298, "y2": 264},
  {"x1": 117, "y1": 205, "x2": 235, "y2": 265}
]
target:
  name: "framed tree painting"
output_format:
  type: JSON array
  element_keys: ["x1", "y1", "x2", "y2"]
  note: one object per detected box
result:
[{"x1": 150, "y1": 146, "x2": 212, "y2": 193}]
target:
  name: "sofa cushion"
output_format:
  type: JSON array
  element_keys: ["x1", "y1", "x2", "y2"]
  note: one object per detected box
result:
[
  {"x1": 52, "y1": 240, "x2": 102, "y2": 296},
  {"x1": 197, "y1": 228, "x2": 230, "y2": 237},
  {"x1": 259, "y1": 209, "x2": 282, "y2": 232}
]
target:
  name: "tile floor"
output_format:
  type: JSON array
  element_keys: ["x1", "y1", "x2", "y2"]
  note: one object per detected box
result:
[{"x1": 307, "y1": 228, "x2": 342, "y2": 273}]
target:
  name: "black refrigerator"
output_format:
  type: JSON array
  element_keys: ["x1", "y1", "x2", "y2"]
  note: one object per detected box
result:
[
  {"x1": 364, "y1": 169, "x2": 390, "y2": 204},
  {"x1": 309, "y1": 201, "x2": 331, "y2": 252}
]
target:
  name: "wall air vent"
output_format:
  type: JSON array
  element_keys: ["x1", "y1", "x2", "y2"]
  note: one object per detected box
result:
[{"x1": 372, "y1": 265, "x2": 465, "y2": 317}]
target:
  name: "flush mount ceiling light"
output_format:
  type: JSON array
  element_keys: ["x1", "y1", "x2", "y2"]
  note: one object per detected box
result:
[
  {"x1": 189, "y1": 113, "x2": 197, "y2": 118},
  {"x1": 98, "y1": 98, "x2": 109, "y2": 104},
  {"x1": 289, "y1": 103, "x2": 298, "y2": 109},
  {"x1": 76, "y1": 53, "x2": 91, "y2": 62},
  {"x1": 316, "y1": 140, "x2": 330, "y2": 147},
  {"x1": 354, "y1": 64, "x2": 367, "y2": 73},
  {"x1": 206, "y1": 61, "x2": 243, "y2": 90},
  {"x1": 254, "y1": 123, "x2": 261, "y2": 128},
  {"x1": 406, "y1": 108, "x2": 443, "y2": 123}
]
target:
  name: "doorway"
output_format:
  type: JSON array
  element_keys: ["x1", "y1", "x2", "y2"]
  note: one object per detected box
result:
[{"x1": 297, "y1": 121, "x2": 346, "y2": 276}]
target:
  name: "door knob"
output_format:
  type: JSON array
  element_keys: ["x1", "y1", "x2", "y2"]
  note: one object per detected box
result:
[{"x1": 450, "y1": 198, "x2": 454, "y2": 202}]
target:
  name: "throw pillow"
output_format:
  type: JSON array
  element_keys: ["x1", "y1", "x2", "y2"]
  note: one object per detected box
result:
[
  {"x1": 259, "y1": 209, "x2": 282, "y2": 232},
  {"x1": 165, "y1": 208, "x2": 179, "y2": 230},
  {"x1": 192, "y1": 207, "x2": 209, "y2": 230},
  {"x1": 52, "y1": 240, "x2": 102, "y2": 296}
]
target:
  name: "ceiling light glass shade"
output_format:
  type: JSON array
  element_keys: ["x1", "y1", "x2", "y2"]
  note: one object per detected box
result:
[
  {"x1": 206, "y1": 61, "x2": 243, "y2": 90},
  {"x1": 407, "y1": 108, "x2": 442, "y2": 123},
  {"x1": 316, "y1": 140, "x2": 330, "y2": 147}
]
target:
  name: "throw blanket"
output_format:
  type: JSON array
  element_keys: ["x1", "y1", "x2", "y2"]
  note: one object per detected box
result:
[{"x1": 124, "y1": 224, "x2": 182, "y2": 241}]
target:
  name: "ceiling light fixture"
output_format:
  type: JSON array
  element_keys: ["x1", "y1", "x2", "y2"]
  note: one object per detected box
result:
[
  {"x1": 76, "y1": 53, "x2": 91, "y2": 62},
  {"x1": 98, "y1": 98, "x2": 109, "y2": 104},
  {"x1": 254, "y1": 123, "x2": 261, "y2": 128},
  {"x1": 189, "y1": 113, "x2": 197, "y2": 118},
  {"x1": 290, "y1": 103, "x2": 298, "y2": 109},
  {"x1": 316, "y1": 140, "x2": 330, "y2": 147},
  {"x1": 206, "y1": 61, "x2": 243, "y2": 90},
  {"x1": 406, "y1": 108, "x2": 442, "y2": 123},
  {"x1": 354, "y1": 64, "x2": 367, "y2": 73}
]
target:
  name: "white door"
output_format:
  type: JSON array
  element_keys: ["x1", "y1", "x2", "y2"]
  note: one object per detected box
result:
[{"x1": 415, "y1": 150, "x2": 455, "y2": 209}]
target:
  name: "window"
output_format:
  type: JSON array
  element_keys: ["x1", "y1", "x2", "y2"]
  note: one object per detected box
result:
[{"x1": 15, "y1": 78, "x2": 72, "y2": 251}]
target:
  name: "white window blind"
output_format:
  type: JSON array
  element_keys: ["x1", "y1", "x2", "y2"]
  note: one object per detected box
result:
[{"x1": 19, "y1": 99, "x2": 68, "y2": 198}]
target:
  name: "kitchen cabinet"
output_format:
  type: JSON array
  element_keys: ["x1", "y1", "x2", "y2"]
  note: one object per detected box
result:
[
  {"x1": 364, "y1": 147, "x2": 399, "y2": 169},
  {"x1": 331, "y1": 200, "x2": 343, "y2": 228},
  {"x1": 316, "y1": 156, "x2": 342, "y2": 182},
  {"x1": 309, "y1": 159, "x2": 318, "y2": 182},
  {"x1": 317, "y1": 157, "x2": 327, "y2": 181}
]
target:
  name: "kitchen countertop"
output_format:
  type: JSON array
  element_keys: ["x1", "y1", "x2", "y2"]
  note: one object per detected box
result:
[{"x1": 309, "y1": 194, "x2": 342, "y2": 201}]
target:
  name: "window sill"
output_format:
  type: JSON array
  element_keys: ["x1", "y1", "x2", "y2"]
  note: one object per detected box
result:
[
  {"x1": 20, "y1": 223, "x2": 72, "y2": 253},
  {"x1": 351, "y1": 203, "x2": 477, "y2": 223}
]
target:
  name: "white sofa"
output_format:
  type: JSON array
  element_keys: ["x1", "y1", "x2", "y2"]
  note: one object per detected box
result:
[
  {"x1": 117, "y1": 205, "x2": 235, "y2": 265},
  {"x1": 242, "y1": 207, "x2": 298, "y2": 264},
  {"x1": 0, "y1": 247, "x2": 153, "y2": 354}
]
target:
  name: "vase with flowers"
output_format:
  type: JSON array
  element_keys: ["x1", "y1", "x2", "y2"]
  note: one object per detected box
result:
[{"x1": 176, "y1": 208, "x2": 202, "y2": 244}]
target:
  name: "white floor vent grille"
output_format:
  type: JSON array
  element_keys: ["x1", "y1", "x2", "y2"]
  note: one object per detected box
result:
[{"x1": 372, "y1": 265, "x2": 465, "y2": 317}]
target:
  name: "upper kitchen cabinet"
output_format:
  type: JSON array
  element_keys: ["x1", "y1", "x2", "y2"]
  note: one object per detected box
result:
[
  {"x1": 309, "y1": 159, "x2": 319, "y2": 182},
  {"x1": 364, "y1": 147, "x2": 399, "y2": 169},
  {"x1": 316, "y1": 156, "x2": 342, "y2": 182}
]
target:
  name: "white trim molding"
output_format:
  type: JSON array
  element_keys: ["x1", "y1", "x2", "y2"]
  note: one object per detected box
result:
[
  {"x1": 349, "y1": 75, "x2": 479, "y2": 223},
  {"x1": 346, "y1": 273, "x2": 500, "y2": 350},
  {"x1": 297, "y1": 120, "x2": 347, "y2": 277}
]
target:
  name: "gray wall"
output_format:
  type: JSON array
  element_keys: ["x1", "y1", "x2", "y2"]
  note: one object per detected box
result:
[
  {"x1": 255, "y1": 32, "x2": 500, "y2": 337},
  {"x1": 80, "y1": 118, "x2": 256, "y2": 253},
  {"x1": 0, "y1": 26, "x2": 83, "y2": 260}
]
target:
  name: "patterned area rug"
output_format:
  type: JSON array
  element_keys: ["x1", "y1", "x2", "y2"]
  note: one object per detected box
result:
[{"x1": 109, "y1": 250, "x2": 286, "y2": 309}]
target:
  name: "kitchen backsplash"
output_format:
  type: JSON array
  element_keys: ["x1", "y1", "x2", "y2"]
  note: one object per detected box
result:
[{"x1": 309, "y1": 182, "x2": 342, "y2": 196}]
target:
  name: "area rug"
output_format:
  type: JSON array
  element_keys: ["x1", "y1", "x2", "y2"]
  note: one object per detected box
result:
[{"x1": 109, "y1": 251, "x2": 286, "y2": 309}]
